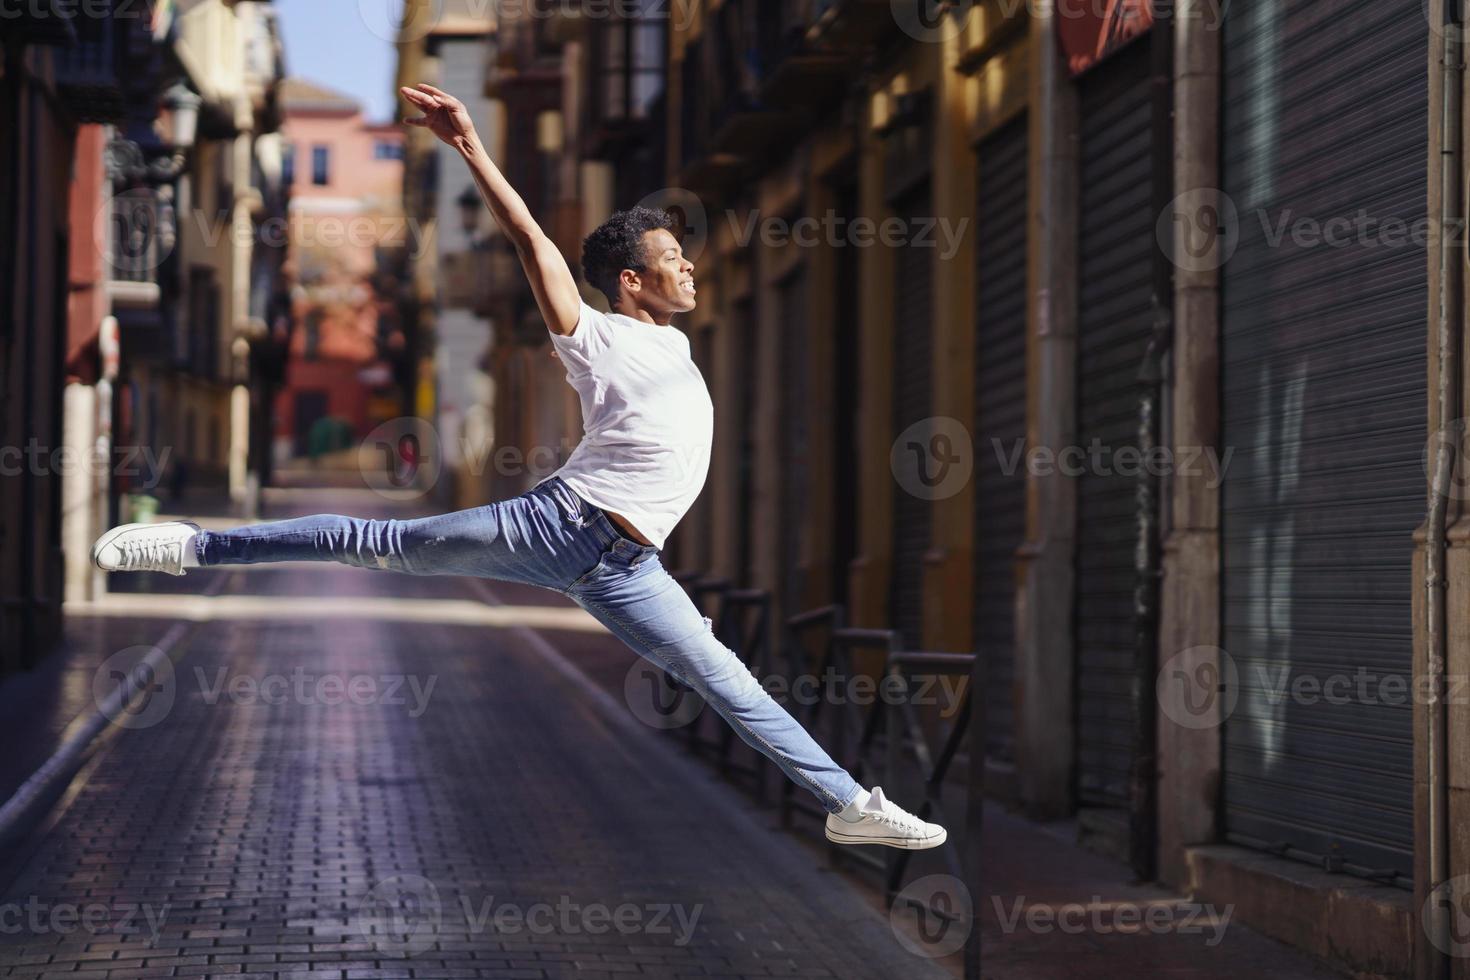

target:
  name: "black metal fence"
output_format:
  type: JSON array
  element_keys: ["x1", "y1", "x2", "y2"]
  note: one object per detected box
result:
[{"x1": 669, "y1": 572, "x2": 984, "y2": 977}]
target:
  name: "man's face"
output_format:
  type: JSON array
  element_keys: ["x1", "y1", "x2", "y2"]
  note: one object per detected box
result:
[{"x1": 624, "y1": 228, "x2": 696, "y2": 318}]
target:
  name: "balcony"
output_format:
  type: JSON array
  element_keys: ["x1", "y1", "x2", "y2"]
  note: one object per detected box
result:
[
  {"x1": 441, "y1": 242, "x2": 523, "y2": 316},
  {"x1": 806, "y1": 0, "x2": 898, "y2": 49},
  {"x1": 54, "y1": 0, "x2": 123, "y2": 122},
  {"x1": 677, "y1": 0, "x2": 870, "y2": 188},
  {"x1": 106, "y1": 188, "x2": 174, "y2": 312}
]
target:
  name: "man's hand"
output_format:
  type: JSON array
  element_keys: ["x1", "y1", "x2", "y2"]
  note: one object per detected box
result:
[
  {"x1": 401, "y1": 81, "x2": 581, "y2": 336},
  {"x1": 401, "y1": 83, "x2": 478, "y2": 151}
]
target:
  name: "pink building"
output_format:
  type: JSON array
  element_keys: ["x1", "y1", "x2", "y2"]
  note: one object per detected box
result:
[{"x1": 275, "y1": 79, "x2": 406, "y2": 460}]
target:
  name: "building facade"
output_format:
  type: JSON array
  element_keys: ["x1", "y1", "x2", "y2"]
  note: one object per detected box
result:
[
  {"x1": 274, "y1": 79, "x2": 407, "y2": 465},
  {"x1": 391, "y1": 0, "x2": 1470, "y2": 975}
]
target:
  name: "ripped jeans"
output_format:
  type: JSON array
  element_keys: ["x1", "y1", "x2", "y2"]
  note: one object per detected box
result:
[{"x1": 194, "y1": 475, "x2": 862, "y2": 814}]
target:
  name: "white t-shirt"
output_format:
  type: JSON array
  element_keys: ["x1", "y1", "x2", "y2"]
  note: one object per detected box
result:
[{"x1": 546, "y1": 302, "x2": 714, "y2": 549}]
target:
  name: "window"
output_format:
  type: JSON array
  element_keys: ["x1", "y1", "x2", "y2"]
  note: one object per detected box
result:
[
  {"x1": 311, "y1": 145, "x2": 330, "y2": 186},
  {"x1": 304, "y1": 309, "x2": 322, "y2": 360},
  {"x1": 282, "y1": 142, "x2": 295, "y2": 185},
  {"x1": 596, "y1": 2, "x2": 666, "y2": 125},
  {"x1": 374, "y1": 140, "x2": 403, "y2": 161}
]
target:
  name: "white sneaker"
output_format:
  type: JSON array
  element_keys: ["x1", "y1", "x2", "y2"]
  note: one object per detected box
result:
[
  {"x1": 824, "y1": 786, "x2": 948, "y2": 850},
  {"x1": 92, "y1": 521, "x2": 200, "y2": 576}
]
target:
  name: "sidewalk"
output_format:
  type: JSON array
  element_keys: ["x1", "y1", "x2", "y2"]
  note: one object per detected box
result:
[
  {"x1": 0, "y1": 488, "x2": 1350, "y2": 979},
  {"x1": 0, "y1": 490, "x2": 949, "y2": 980}
]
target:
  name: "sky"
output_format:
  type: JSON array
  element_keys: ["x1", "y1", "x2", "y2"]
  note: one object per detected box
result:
[{"x1": 276, "y1": 0, "x2": 401, "y2": 123}]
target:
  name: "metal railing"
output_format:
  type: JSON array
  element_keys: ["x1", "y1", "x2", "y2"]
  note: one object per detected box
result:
[{"x1": 665, "y1": 574, "x2": 984, "y2": 976}]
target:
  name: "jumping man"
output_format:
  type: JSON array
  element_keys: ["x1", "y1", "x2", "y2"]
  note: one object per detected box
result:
[{"x1": 92, "y1": 82, "x2": 946, "y2": 852}]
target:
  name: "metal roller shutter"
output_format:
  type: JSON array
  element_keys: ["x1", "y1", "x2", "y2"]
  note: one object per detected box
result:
[
  {"x1": 1220, "y1": 0, "x2": 1425, "y2": 884},
  {"x1": 1074, "y1": 39, "x2": 1154, "y2": 809},
  {"x1": 973, "y1": 114, "x2": 1029, "y2": 764},
  {"x1": 891, "y1": 187, "x2": 934, "y2": 648},
  {"x1": 779, "y1": 268, "x2": 809, "y2": 620}
]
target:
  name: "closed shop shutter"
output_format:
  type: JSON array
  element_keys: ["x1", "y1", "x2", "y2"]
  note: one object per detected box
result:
[
  {"x1": 973, "y1": 113, "x2": 1029, "y2": 764},
  {"x1": 890, "y1": 187, "x2": 934, "y2": 648},
  {"x1": 1074, "y1": 38, "x2": 1154, "y2": 808},
  {"x1": 1220, "y1": 0, "x2": 1425, "y2": 883},
  {"x1": 778, "y1": 267, "x2": 809, "y2": 620}
]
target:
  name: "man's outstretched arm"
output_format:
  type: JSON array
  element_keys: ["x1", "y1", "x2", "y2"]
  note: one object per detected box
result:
[{"x1": 401, "y1": 83, "x2": 581, "y2": 337}]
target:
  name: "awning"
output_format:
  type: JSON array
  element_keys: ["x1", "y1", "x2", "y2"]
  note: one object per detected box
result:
[{"x1": 1058, "y1": 0, "x2": 1154, "y2": 76}]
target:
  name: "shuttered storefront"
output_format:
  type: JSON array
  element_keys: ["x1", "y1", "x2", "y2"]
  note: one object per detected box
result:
[
  {"x1": 890, "y1": 188, "x2": 935, "y2": 648},
  {"x1": 973, "y1": 114, "x2": 1029, "y2": 764},
  {"x1": 778, "y1": 268, "x2": 809, "y2": 620},
  {"x1": 1074, "y1": 39, "x2": 1154, "y2": 808},
  {"x1": 1219, "y1": 0, "x2": 1425, "y2": 884}
]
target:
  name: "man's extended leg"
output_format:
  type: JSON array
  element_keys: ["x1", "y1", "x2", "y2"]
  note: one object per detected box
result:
[
  {"x1": 567, "y1": 551, "x2": 946, "y2": 847},
  {"x1": 95, "y1": 483, "x2": 603, "y2": 590}
]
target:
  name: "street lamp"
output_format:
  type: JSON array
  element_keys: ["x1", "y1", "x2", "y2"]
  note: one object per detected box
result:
[
  {"x1": 457, "y1": 184, "x2": 484, "y2": 246},
  {"x1": 106, "y1": 80, "x2": 203, "y2": 184}
]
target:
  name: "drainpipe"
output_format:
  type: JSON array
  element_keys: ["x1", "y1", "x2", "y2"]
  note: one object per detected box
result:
[
  {"x1": 1129, "y1": 7, "x2": 1174, "y2": 884},
  {"x1": 1425, "y1": 1, "x2": 1463, "y2": 976}
]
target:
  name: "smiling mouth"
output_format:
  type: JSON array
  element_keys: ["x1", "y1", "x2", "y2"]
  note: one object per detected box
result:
[{"x1": 680, "y1": 280, "x2": 696, "y2": 294}]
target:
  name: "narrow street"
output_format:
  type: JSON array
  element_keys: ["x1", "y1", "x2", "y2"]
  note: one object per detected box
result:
[{"x1": 0, "y1": 487, "x2": 946, "y2": 980}]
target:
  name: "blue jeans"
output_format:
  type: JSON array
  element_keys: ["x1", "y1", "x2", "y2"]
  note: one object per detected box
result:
[{"x1": 195, "y1": 476, "x2": 861, "y2": 814}]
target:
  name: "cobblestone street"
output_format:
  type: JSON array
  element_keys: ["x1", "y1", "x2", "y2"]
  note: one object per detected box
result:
[{"x1": 0, "y1": 489, "x2": 947, "y2": 980}]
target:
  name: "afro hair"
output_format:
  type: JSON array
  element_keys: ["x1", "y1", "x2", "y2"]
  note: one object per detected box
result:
[{"x1": 581, "y1": 206, "x2": 678, "y2": 307}]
